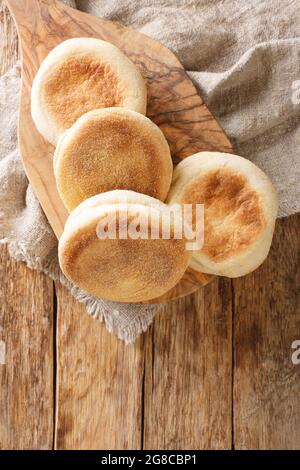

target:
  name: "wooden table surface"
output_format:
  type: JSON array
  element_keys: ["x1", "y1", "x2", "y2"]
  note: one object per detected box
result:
[{"x1": 0, "y1": 2, "x2": 299, "y2": 450}]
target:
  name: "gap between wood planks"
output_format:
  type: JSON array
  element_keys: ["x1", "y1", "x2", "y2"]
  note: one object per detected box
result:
[
  {"x1": 230, "y1": 279, "x2": 235, "y2": 450},
  {"x1": 52, "y1": 282, "x2": 57, "y2": 450}
]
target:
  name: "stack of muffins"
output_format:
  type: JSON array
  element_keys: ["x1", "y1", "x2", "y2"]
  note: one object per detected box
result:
[{"x1": 31, "y1": 38, "x2": 278, "y2": 303}]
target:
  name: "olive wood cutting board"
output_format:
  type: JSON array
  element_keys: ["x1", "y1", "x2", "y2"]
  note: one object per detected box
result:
[{"x1": 5, "y1": 0, "x2": 233, "y2": 303}]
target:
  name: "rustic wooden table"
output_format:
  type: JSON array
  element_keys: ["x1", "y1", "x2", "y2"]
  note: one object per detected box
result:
[{"x1": 0, "y1": 1, "x2": 299, "y2": 450}]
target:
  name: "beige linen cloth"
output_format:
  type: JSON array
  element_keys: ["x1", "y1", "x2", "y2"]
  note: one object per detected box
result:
[{"x1": 0, "y1": 0, "x2": 299, "y2": 342}]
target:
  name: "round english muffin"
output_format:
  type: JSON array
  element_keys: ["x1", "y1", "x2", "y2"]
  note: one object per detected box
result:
[
  {"x1": 54, "y1": 108, "x2": 173, "y2": 211},
  {"x1": 59, "y1": 190, "x2": 191, "y2": 303},
  {"x1": 167, "y1": 152, "x2": 278, "y2": 278},
  {"x1": 31, "y1": 37, "x2": 147, "y2": 145}
]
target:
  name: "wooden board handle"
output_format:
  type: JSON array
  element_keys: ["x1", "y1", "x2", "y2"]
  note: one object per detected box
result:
[
  {"x1": 5, "y1": 0, "x2": 42, "y2": 18},
  {"x1": 4, "y1": 1, "x2": 61, "y2": 37},
  {"x1": 5, "y1": 0, "x2": 41, "y2": 36},
  {"x1": 4, "y1": 0, "x2": 71, "y2": 61}
]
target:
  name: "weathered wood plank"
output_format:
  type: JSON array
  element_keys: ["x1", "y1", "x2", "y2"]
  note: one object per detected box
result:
[
  {"x1": 55, "y1": 283, "x2": 144, "y2": 450},
  {"x1": 143, "y1": 278, "x2": 232, "y2": 450},
  {"x1": 0, "y1": 246, "x2": 54, "y2": 449},
  {"x1": 233, "y1": 214, "x2": 300, "y2": 449},
  {"x1": 0, "y1": 1, "x2": 18, "y2": 73}
]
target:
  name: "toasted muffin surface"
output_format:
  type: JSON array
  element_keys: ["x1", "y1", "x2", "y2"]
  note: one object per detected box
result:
[
  {"x1": 31, "y1": 38, "x2": 147, "y2": 145},
  {"x1": 181, "y1": 168, "x2": 265, "y2": 262},
  {"x1": 43, "y1": 55, "x2": 125, "y2": 129},
  {"x1": 167, "y1": 151, "x2": 278, "y2": 277},
  {"x1": 59, "y1": 191, "x2": 190, "y2": 302},
  {"x1": 54, "y1": 108, "x2": 173, "y2": 211}
]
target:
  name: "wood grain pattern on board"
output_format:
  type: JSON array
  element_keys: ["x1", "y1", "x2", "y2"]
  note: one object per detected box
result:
[
  {"x1": 233, "y1": 214, "x2": 300, "y2": 450},
  {"x1": 5, "y1": 0, "x2": 233, "y2": 302},
  {"x1": 55, "y1": 283, "x2": 144, "y2": 450}
]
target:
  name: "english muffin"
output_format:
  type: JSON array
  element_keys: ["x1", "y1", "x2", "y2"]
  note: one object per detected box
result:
[
  {"x1": 167, "y1": 152, "x2": 278, "y2": 277},
  {"x1": 54, "y1": 108, "x2": 173, "y2": 211},
  {"x1": 31, "y1": 37, "x2": 147, "y2": 145},
  {"x1": 59, "y1": 190, "x2": 191, "y2": 302}
]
